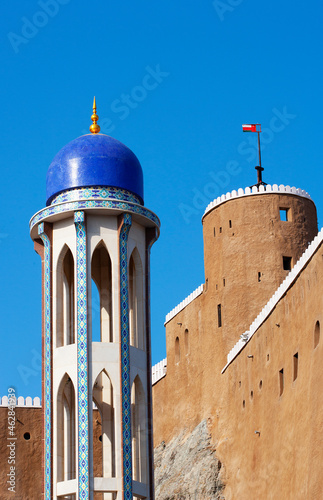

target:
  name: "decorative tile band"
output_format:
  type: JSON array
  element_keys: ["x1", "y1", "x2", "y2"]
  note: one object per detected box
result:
[
  {"x1": 30, "y1": 199, "x2": 160, "y2": 232},
  {"x1": 119, "y1": 214, "x2": 133, "y2": 499},
  {"x1": 38, "y1": 222, "x2": 51, "y2": 500},
  {"x1": 50, "y1": 186, "x2": 142, "y2": 206},
  {"x1": 145, "y1": 227, "x2": 159, "y2": 500},
  {"x1": 74, "y1": 211, "x2": 89, "y2": 500}
]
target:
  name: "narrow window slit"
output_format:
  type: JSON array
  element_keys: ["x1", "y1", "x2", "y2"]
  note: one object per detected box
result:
[
  {"x1": 280, "y1": 208, "x2": 290, "y2": 221},
  {"x1": 293, "y1": 353, "x2": 298, "y2": 381},
  {"x1": 314, "y1": 321, "x2": 320, "y2": 348},
  {"x1": 175, "y1": 337, "x2": 180, "y2": 363},
  {"x1": 217, "y1": 304, "x2": 222, "y2": 328},
  {"x1": 279, "y1": 369, "x2": 284, "y2": 396},
  {"x1": 283, "y1": 256, "x2": 292, "y2": 271}
]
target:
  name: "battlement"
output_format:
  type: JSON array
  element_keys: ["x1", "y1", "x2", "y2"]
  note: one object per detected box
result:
[
  {"x1": 0, "y1": 396, "x2": 41, "y2": 407},
  {"x1": 203, "y1": 184, "x2": 312, "y2": 219},
  {"x1": 222, "y1": 226, "x2": 323, "y2": 372},
  {"x1": 152, "y1": 358, "x2": 167, "y2": 385},
  {"x1": 165, "y1": 284, "x2": 204, "y2": 324}
]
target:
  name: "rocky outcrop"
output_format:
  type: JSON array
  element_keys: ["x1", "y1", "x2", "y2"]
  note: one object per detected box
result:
[{"x1": 154, "y1": 420, "x2": 224, "y2": 499}]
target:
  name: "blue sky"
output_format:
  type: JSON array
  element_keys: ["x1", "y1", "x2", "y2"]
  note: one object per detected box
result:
[{"x1": 0, "y1": 0, "x2": 322, "y2": 397}]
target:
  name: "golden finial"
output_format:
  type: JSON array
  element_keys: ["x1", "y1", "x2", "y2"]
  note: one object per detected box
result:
[{"x1": 90, "y1": 96, "x2": 100, "y2": 134}]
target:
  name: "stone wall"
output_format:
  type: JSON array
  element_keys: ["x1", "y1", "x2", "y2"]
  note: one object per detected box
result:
[
  {"x1": 0, "y1": 407, "x2": 42, "y2": 500},
  {"x1": 153, "y1": 189, "x2": 323, "y2": 499},
  {"x1": 0, "y1": 407, "x2": 106, "y2": 499}
]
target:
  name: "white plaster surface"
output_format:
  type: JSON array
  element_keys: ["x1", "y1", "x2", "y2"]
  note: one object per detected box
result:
[
  {"x1": 152, "y1": 358, "x2": 167, "y2": 385},
  {"x1": 0, "y1": 396, "x2": 41, "y2": 407},
  {"x1": 56, "y1": 478, "x2": 77, "y2": 496}
]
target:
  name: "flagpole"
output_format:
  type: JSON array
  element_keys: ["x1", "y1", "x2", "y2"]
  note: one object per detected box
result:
[
  {"x1": 255, "y1": 124, "x2": 264, "y2": 185},
  {"x1": 242, "y1": 123, "x2": 266, "y2": 186}
]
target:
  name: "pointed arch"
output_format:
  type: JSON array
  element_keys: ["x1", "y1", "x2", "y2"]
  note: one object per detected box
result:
[
  {"x1": 56, "y1": 245, "x2": 75, "y2": 347},
  {"x1": 131, "y1": 376, "x2": 147, "y2": 483},
  {"x1": 92, "y1": 400, "x2": 103, "y2": 479},
  {"x1": 92, "y1": 369, "x2": 115, "y2": 478},
  {"x1": 57, "y1": 373, "x2": 76, "y2": 482},
  {"x1": 91, "y1": 241, "x2": 113, "y2": 342},
  {"x1": 129, "y1": 248, "x2": 144, "y2": 349}
]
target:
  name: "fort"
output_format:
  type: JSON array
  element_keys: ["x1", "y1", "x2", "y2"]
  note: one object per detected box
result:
[
  {"x1": 0, "y1": 113, "x2": 322, "y2": 498},
  {"x1": 152, "y1": 183, "x2": 323, "y2": 499}
]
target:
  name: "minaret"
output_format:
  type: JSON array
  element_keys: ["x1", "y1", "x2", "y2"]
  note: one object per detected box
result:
[{"x1": 30, "y1": 100, "x2": 160, "y2": 500}]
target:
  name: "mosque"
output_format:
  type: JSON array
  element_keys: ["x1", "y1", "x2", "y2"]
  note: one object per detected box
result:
[{"x1": 0, "y1": 102, "x2": 322, "y2": 499}]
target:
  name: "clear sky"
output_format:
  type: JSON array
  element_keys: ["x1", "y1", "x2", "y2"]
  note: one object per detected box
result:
[{"x1": 0, "y1": 1, "x2": 322, "y2": 398}]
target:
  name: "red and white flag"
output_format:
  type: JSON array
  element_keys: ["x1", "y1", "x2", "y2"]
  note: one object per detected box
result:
[{"x1": 242, "y1": 124, "x2": 258, "y2": 132}]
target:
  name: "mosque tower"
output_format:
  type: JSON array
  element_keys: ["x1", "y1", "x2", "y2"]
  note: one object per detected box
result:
[{"x1": 30, "y1": 99, "x2": 160, "y2": 500}]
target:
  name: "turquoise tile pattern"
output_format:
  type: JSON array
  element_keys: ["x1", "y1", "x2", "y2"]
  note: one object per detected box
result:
[
  {"x1": 38, "y1": 222, "x2": 51, "y2": 500},
  {"x1": 50, "y1": 186, "x2": 142, "y2": 206},
  {"x1": 74, "y1": 211, "x2": 89, "y2": 500},
  {"x1": 119, "y1": 214, "x2": 133, "y2": 499},
  {"x1": 30, "y1": 192, "x2": 160, "y2": 232}
]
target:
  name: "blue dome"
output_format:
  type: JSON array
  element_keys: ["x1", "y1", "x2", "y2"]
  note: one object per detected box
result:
[{"x1": 46, "y1": 134, "x2": 144, "y2": 205}]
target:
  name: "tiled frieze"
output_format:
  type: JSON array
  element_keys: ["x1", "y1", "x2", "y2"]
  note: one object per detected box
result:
[
  {"x1": 74, "y1": 211, "x2": 89, "y2": 500},
  {"x1": 30, "y1": 194, "x2": 160, "y2": 232},
  {"x1": 38, "y1": 222, "x2": 51, "y2": 500},
  {"x1": 119, "y1": 214, "x2": 133, "y2": 499},
  {"x1": 51, "y1": 186, "x2": 142, "y2": 206}
]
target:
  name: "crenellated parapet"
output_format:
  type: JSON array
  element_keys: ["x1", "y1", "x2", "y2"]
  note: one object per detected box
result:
[
  {"x1": 152, "y1": 358, "x2": 167, "y2": 385},
  {"x1": 165, "y1": 284, "x2": 204, "y2": 325},
  {"x1": 203, "y1": 184, "x2": 312, "y2": 219},
  {"x1": 0, "y1": 396, "x2": 41, "y2": 407}
]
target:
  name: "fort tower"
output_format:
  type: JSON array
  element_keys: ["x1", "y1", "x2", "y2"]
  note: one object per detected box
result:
[{"x1": 202, "y1": 185, "x2": 318, "y2": 353}]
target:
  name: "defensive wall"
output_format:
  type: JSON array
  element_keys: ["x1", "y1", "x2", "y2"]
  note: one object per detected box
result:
[{"x1": 152, "y1": 184, "x2": 323, "y2": 499}]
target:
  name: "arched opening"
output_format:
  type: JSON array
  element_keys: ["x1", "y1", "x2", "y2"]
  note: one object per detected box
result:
[
  {"x1": 129, "y1": 249, "x2": 144, "y2": 349},
  {"x1": 91, "y1": 242, "x2": 112, "y2": 342},
  {"x1": 93, "y1": 402, "x2": 103, "y2": 479},
  {"x1": 314, "y1": 320, "x2": 320, "y2": 348},
  {"x1": 175, "y1": 337, "x2": 180, "y2": 363},
  {"x1": 56, "y1": 246, "x2": 75, "y2": 347},
  {"x1": 131, "y1": 376, "x2": 147, "y2": 483},
  {"x1": 91, "y1": 279, "x2": 101, "y2": 342},
  {"x1": 93, "y1": 370, "x2": 115, "y2": 479},
  {"x1": 57, "y1": 374, "x2": 76, "y2": 482}
]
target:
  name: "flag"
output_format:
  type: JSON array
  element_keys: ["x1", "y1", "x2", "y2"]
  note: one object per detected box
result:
[{"x1": 242, "y1": 124, "x2": 258, "y2": 132}]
